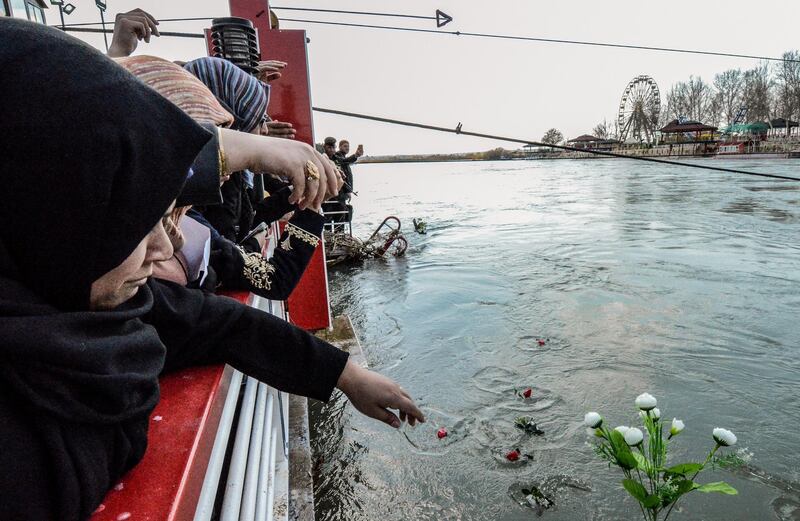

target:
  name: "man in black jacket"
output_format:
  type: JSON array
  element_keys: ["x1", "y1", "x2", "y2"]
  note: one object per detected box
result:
[{"x1": 334, "y1": 139, "x2": 363, "y2": 201}]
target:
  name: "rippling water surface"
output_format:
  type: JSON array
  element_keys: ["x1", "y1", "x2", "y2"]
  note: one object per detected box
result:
[{"x1": 311, "y1": 159, "x2": 800, "y2": 520}]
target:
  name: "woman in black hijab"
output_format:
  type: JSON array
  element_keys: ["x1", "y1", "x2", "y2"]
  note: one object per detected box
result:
[{"x1": 0, "y1": 20, "x2": 423, "y2": 521}]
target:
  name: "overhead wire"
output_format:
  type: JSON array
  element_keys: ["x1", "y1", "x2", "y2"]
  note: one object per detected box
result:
[
  {"x1": 55, "y1": 11, "x2": 798, "y2": 62},
  {"x1": 279, "y1": 18, "x2": 799, "y2": 63},
  {"x1": 313, "y1": 107, "x2": 800, "y2": 182},
  {"x1": 270, "y1": 6, "x2": 435, "y2": 21},
  {"x1": 60, "y1": 26, "x2": 204, "y2": 38}
]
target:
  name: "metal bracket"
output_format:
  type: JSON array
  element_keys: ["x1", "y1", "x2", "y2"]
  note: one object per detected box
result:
[{"x1": 435, "y1": 9, "x2": 453, "y2": 28}]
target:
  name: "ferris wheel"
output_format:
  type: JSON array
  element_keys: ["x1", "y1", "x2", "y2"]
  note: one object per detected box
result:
[{"x1": 617, "y1": 75, "x2": 661, "y2": 143}]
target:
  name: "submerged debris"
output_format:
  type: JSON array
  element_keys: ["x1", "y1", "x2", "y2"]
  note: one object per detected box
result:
[
  {"x1": 521, "y1": 486, "x2": 554, "y2": 514},
  {"x1": 325, "y1": 216, "x2": 408, "y2": 266},
  {"x1": 412, "y1": 218, "x2": 428, "y2": 234},
  {"x1": 514, "y1": 416, "x2": 545, "y2": 435},
  {"x1": 508, "y1": 476, "x2": 591, "y2": 516}
]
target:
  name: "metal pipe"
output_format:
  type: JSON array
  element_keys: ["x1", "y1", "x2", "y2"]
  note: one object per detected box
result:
[
  {"x1": 239, "y1": 382, "x2": 268, "y2": 520},
  {"x1": 193, "y1": 369, "x2": 244, "y2": 521},
  {"x1": 220, "y1": 376, "x2": 258, "y2": 520}
]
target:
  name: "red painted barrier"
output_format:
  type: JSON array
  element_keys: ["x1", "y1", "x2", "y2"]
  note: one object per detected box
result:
[
  {"x1": 91, "y1": 365, "x2": 234, "y2": 521},
  {"x1": 228, "y1": 0, "x2": 331, "y2": 331}
]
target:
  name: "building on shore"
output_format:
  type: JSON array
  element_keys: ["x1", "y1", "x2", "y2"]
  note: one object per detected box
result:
[
  {"x1": 658, "y1": 119, "x2": 718, "y2": 144},
  {"x1": 567, "y1": 134, "x2": 620, "y2": 151},
  {"x1": 769, "y1": 118, "x2": 799, "y2": 138}
]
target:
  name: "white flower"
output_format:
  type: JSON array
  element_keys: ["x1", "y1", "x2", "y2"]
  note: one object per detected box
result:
[
  {"x1": 670, "y1": 418, "x2": 685, "y2": 437},
  {"x1": 639, "y1": 407, "x2": 661, "y2": 420},
  {"x1": 614, "y1": 425, "x2": 630, "y2": 436},
  {"x1": 713, "y1": 428, "x2": 737, "y2": 447},
  {"x1": 635, "y1": 393, "x2": 657, "y2": 411},
  {"x1": 624, "y1": 427, "x2": 644, "y2": 446},
  {"x1": 584, "y1": 412, "x2": 603, "y2": 428}
]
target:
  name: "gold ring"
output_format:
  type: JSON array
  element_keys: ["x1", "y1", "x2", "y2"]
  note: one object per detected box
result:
[{"x1": 305, "y1": 160, "x2": 320, "y2": 181}]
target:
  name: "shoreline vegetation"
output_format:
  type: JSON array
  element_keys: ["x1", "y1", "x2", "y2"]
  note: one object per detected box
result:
[{"x1": 360, "y1": 142, "x2": 800, "y2": 164}]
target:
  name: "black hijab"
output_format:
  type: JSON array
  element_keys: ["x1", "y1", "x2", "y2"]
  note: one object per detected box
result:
[
  {"x1": 0, "y1": 19, "x2": 211, "y2": 520},
  {"x1": 0, "y1": 19, "x2": 211, "y2": 310}
]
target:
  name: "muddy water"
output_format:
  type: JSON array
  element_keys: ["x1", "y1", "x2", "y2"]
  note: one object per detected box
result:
[{"x1": 311, "y1": 159, "x2": 800, "y2": 520}]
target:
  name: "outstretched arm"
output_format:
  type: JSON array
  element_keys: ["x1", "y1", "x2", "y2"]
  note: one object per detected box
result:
[{"x1": 147, "y1": 279, "x2": 425, "y2": 426}]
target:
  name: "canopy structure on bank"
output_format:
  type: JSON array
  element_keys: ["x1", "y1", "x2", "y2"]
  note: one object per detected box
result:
[
  {"x1": 658, "y1": 119, "x2": 718, "y2": 143},
  {"x1": 720, "y1": 122, "x2": 770, "y2": 136},
  {"x1": 566, "y1": 134, "x2": 620, "y2": 150},
  {"x1": 769, "y1": 118, "x2": 799, "y2": 137}
]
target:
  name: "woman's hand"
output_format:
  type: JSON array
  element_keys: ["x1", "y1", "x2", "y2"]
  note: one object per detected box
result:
[
  {"x1": 265, "y1": 120, "x2": 296, "y2": 139},
  {"x1": 220, "y1": 129, "x2": 331, "y2": 210},
  {"x1": 336, "y1": 359, "x2": 425, "y2": 428},
  {"x1": 256, "y1": 60, "x2": 287, "y2": 83}
]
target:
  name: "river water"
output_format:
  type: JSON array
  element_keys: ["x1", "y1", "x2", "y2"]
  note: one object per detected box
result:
[{"x1": 310, "y1": 159, "x2": 800, "y2": 521}]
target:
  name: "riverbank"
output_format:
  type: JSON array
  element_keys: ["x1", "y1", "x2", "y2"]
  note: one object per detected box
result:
[{"x1": 361, "y1": 139, "x2": 800, "y2": 164}]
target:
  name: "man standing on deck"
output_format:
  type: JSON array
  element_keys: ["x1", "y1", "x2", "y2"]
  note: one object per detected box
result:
[{"x1": 334, "y1": 139, "x2": 363, "y2": 203}]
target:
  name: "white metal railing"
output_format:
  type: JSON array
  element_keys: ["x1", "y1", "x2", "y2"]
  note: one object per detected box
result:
[{"x1": 193, "y1": 225, "x2": 290, "y2": 521}]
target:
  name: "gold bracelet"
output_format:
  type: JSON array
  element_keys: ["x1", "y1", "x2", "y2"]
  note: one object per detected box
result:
[{"x1": 217, "y1": 127, "x2": 228, "y2": 179}]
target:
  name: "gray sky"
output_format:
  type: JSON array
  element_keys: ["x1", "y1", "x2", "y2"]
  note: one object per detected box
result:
[{"x1": 58, "y1": 0, "x2": 800, "y2": 155}]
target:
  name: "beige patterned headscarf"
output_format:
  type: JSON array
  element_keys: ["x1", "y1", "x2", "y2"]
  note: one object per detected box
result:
[
  {"x1": 114, "y1": 55, "x2": 235, "y2": 128},
  {"x1": 115, "y1": 55, "x2": 231, "y2": 285}
]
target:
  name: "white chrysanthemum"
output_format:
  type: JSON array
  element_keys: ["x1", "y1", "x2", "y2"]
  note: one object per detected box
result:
[
  {"x1": 635, "y1": 393, "x2": 657, "y2": 411},
  {"x1": 624, "y1": 427, "x2": 644, "y2": 446},
  {"x1": 670, "y1": 418, "x2": 685, "y2": 437},
  {"x1": 713, "y1": 428, "x2": 737, "y2": 447},
  {"x1": 584, "y1": 412, "x2": 603, "y2": 428},
  {"x1": 639, "y1": 407, "x2": 661, "y2": 420}
]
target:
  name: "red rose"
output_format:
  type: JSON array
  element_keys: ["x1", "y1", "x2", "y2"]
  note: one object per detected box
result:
[
  {"x1": 437, "y1": 427, "x2": 448, "y2": 439},
  {"x1": 523, "y1": 388, "x2": 532, "y2": 398},
  {"x1": 505, "y1": 449, "x2": 521, "y2": 462}
]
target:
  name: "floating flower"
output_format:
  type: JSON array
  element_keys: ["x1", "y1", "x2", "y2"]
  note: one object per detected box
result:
[
  {"x1": 523, "y1": 388, "x2": 533, "y2": 399},
  {"x1": 584, "y1": 412, "x2": 603, "y2": 429},
  {"x1": 515, "y1": 416, "x2": 545, "y2": 435},
  {"x1": 506, "y1": 449, "x2": 521, "y2": 462},
  {"x1": 634, "y1": 393, "x2": 657, "y2": 411},
  {"x1": 670, "y1": 418, "x2": 685, "y2": 437},
  {"x1": 614, "y1": 425, "x2": 630, "y2": 436},
  {"x1": 624, "y1": 427, "x2": 644, "y2": 446},
  {"x1": 437, "y1": 427, "x2": 448, "y2": 439},
  {"x1": 537, "y1": 339, "x2": 546, "y2": 346},
  {"x1": 713, "y1": 428, "x2": 737, "y2": 447}
]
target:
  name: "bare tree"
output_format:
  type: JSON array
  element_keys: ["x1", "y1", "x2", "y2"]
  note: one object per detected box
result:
[
  {"x1": 774, "y1": 51, "x2": 800, "y2": 124},
  {"x1": 664, "y1": 76, "x2": 717, "y2": 124},
  {"x1": 742, "y1": 63, "x2": 773, "y2": 122},
  {"x1": 541, "y1": 128, "x2": 563, "y2": 145},
  {"x1": 592, "y1": 119, "x2": 609, "y2": 139},
  {"x1": 713, "y1": 69, "x2": 744, "y2": 126}
]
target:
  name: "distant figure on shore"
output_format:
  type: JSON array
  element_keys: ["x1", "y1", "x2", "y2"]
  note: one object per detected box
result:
[
  {"x1": 334, "y1": 139, "x2": 363, "y2": 202},
  {"x1": 322, "y1": 137, "x2": 363, "y2": 226}
]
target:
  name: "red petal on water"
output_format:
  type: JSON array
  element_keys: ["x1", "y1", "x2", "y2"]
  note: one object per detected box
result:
[
  {"x1": 537, "y1": 339, "x2": 546, "y2": 346},
  {"x1": 523, "y1": 388, "x2": 532, "y2": 398},
  {"x1": 505, "y1": 449, "x2": 520, "y2": 461},
  {"x1": 437, "y1": 427, "x2": 448, "y2": 439}
]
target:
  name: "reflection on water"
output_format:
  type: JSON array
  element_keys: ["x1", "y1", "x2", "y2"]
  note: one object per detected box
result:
[{"x1": 311, "y1": 159, "x2": 800, "y2": 520}]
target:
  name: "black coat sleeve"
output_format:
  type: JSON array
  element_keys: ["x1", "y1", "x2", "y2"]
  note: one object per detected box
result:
[
  {"x1": 210, "y1": 209, "x2": 324, "y2": 300},
  {"x1": 252, "y1": 186, "x2": 294, "y2": 226},
  {"x1": 178, "y1": 123, "x2": 223, "y2": 207},
  {"x1": 146, "y1": 278, "x2": 348, "y2": 402}
]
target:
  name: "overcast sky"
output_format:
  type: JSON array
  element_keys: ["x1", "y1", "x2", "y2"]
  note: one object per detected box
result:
[{"x1": 56, "y1": 0, "x2": 800, "y2": 155}]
